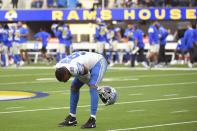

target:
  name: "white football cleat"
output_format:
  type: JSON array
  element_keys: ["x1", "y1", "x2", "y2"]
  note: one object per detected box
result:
[
  {"x1": 124, "y1": 61, "x2": 130, "y2": 66},
  {"x1": 19, "y1": 61, "x2": 24, "y2": 66},
  {"x1": 142, "y1": 61, "x2": 148, "y2": 68},
  {"x1": 109, "y1": 63, "x2": 114, "y2": 67},
  {"x1": 188, "y1": 62, "x2": 193, "y2": 68}
]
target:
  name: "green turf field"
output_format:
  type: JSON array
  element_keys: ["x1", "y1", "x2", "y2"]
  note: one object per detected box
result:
[{"x1": 0, "y1": 68, "x2": 197, "y2": 131}]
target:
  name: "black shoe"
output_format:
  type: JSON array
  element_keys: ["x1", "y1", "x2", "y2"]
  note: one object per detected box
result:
[
  {"x1": 81, "y1": 117, "x2": 96, "y2": 129},
  {"x1": 58, "y1": 115, "x2": 77, "y2": 127}
]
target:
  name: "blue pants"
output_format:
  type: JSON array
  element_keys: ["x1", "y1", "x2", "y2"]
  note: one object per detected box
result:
[{"x1": 70, "y1": 57, "x2": 108, "y2": 116}]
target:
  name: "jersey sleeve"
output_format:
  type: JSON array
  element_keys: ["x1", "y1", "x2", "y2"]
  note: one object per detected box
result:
[{"x1": 56, "y1": 61, "x2": 85, "y2": 76}]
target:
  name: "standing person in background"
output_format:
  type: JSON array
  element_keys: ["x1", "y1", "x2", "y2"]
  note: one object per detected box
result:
[
  {"x1": 171, "y1": 37, "x2": 188, "y2": 64},
  {"x1": 34, "y1": 27, "x2": 52, "y2": 64},
  {"x1": 12, "y1": 0, "x2": 18, "y2": 8},
  {"x1": 147, "y1": 21, "x2": 161, "y2": 68},
  {"x1": 184, "y1": 23, "x2": 194, "y2": 68},
  {"x1": 2, "y1": 24, "x2": 15, "y2": 67},
  {"x1": 95, "y1": 18, "x2": 108, "y2": 59},
  {"x1": 12, "y1": 23, "x2": 23, "y2": 67},
  {"x1": 132, "y1": 24, "x2": 148, "y2": 68},
  {"x1": 192, "y1": 23, "x2": 197, "y2": 64},
  {"x1": 0, "y1": 23, "x2": 5, "y2": 66},
  {"x1": 123, "y1": 24, "x2": 134, "y2": 65},
  {"x1": 65, "y1": 25, "x2": 72, "y2": 56},
  {"x1": 157, "y1": 23, "x2": 169, "y2": 66},
  {"x1": 47, "y1": 0, "x2": 54, "y2": 8},
  {"x1": 51, "y1": 22, "x2": 67, "y2": 62},
  {"x1": 107, "y1": 23, "x2": 121, "y2": 67},
  {"x1": 18, "y1": 21, "x2": 29, "y2": 64}
]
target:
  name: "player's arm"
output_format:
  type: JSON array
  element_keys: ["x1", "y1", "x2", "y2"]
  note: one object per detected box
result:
[{"x1": 82, "y1": 65, "x2": 89, "y2": 75}]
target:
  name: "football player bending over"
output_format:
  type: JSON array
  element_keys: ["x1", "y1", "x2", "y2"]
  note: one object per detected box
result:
[{"x1": 55, "y1": 51, "x2": 117, "y2": 129}]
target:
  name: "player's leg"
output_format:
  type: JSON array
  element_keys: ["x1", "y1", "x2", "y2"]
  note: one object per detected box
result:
[
  {"x1": 60, "y1": 44, "x2": 66, "y2": 59},
  {"x1": 81, "y1": 58, "x2": 108, "y2": 128},
  {"x1": 1, "y1": 45, "x2": 7, "y2": 67},
  {"x1": 58, "y1": 78, "x2": 84, "y2": 127},
  {"x1": 112, "y1": 41, "x2": 119, "y2": 64}
]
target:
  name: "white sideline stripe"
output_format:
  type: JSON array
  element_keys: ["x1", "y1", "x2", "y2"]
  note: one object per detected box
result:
[
  {"x1": 171, "y1": 110, "x2": 188, "y2": 113},
  {"x1": 107, "y1": 121, "x2": 197, "y2": 131},
  {"x1": 164, "y1": 94, "x2": 178, "y2": 97},
  {"x1": 127, "y1": 110, "x2": 145, "y2": 113},
  {"x1": 2, "y1": 66, "x2": 197, "y2": 70},
  {"x1": 1, "y1": 95, "x2": 197, "y2": 114},
  {"x1": 46, "y1": 81, "x2": 197, "y2": 93},
  {"x1": 6, "y1": 106, "x2": 24, "y2": 109},
  {"x1": 128, "y1": 93, "x2": 143, "y2": 96},
  {"x1": 109, "y1": 67, "x2": 197, "y2": 71}
]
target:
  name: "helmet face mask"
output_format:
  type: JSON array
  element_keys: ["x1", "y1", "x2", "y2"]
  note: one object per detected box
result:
[{"x1": 98, "y1": 86, "x2": 117, "y2": 105}]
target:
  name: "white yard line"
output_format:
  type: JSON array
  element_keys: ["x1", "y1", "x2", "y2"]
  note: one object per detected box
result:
[
  {"x1": 115, "y1": 81, "x2": 197, "y2": 90},
  {"x1": 0, "y1": 81, "x2": 56, "y2": 86},
  {"x1": 127, "y1": 110, "x2": 145, "y2": 113},
  {"x1": 0, "y1": 73, "x2": 52, "y2": 78},
  {"x1": 128, "y1": 93, "x2": 143, "y2": 96},
  {"x1": 46, "y1": 81, "x2": 197, "y2": 93},
  {"x1": 171, "y1": 110, "x2": 189, "y2": 113},
  {"x1": 6, "y1": 106, "x2": 24, "y2": 109},
  {"x1": 0, "y1": 95, "x2": 197, "y2": 114},
  {"x1": 164, "y1": 94, "x2": 178, "y2": 97},
  {"x1": 107, "y1": 121, "x2": 197, "y2": 131}
]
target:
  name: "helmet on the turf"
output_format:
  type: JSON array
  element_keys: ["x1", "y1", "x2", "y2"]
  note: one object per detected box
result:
[{"x1": 97, "y1": 86, "x2": 117, "y2": 105}]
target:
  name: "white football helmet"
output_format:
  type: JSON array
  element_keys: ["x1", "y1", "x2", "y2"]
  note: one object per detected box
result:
[{"x1": 97, "y1": 86, "x2": 117, "y2": 105}]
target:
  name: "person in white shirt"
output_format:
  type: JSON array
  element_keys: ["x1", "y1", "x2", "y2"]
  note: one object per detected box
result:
[{"x1": 55, "y1": 51, "x2": 107, "y2": 128}]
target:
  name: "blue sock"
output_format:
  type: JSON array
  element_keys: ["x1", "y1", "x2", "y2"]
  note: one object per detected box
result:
[
  {"x1": 62, "y1": 53, "x2": 66, "y2": 59},
  {"x1": 126, "y1": 52, "x2": 130, "y2": 61},
  {"x1": 15, "y1": 54, "x2": 21, "y2": 62},
  {"x1": 1, "y1": 54, "x2": 6, "y2": 66},
  {"x1": 57, "y1": 52, "x2": 60, "y2": 62},
  {"x1": 108, "y1": 51, "x2": 112, "y2": 61},
  {"x1": 70, "y1": 89, "x2": 79, "y2": 115},
  {"x1": 115, "y1": 51, "x2": 119, "y2": 62},
  {"x1": 90, "y1": 88, "x2": 98, "y2": 116}
]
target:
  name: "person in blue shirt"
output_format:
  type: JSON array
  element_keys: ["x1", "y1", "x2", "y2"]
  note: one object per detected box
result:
[
  {"x1": 52, "y1": 22, "x2": 68, "y2": 62},
  {"x1": 2, "y1": 24, "x2": 15, "y2": 67},
  {"x1": 107, "y1": 23, "x2": 121, "y2": 66},
  {"x1": 184, "y1": 23, "x2": 194, "y2": 68},
  {"x1": 0, "y1": 23, "x2": 5, "y2": 67},
  {"x1": 131, "y1": 24, "x2": 148, "y2": 68},
  {"x1": 147, "y1": 21, "x2": 161, "y2": 68},
  {"x1": 171, "y1": 37, "x2": 188, "y2": 64},
  {"x1": 68, "y1": 0, "x2": 81, "y2": 8},
  {"x1": 65, "y1": 25, "x2": 73, "y2": 56},
  {"x1": 123, "y1": 24, "x2": 134, "y2": 65},
  {"x1": 34, "y1": 27, "x2": 52, "y2": 64},
  {"x1": 18, "y1": 21, "x2": 29, "y2": 64},
  {"x1": 157, "y1": 23, "x2": 169, "y2": 66},
  {"x1": 95, "y1": 18, "x2": 108, "y2": 57},
  {"x1": 56, "y1": 0, "x2": 67, "y2": 8}
]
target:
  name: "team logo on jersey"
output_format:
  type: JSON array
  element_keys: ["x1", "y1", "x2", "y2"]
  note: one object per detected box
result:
[
  {"x1": 5, "y1": 10, "x2": 18, "y2": 21},
  {"x1": 0, "y1": 90, "x2": 49, "y2": 101}
]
